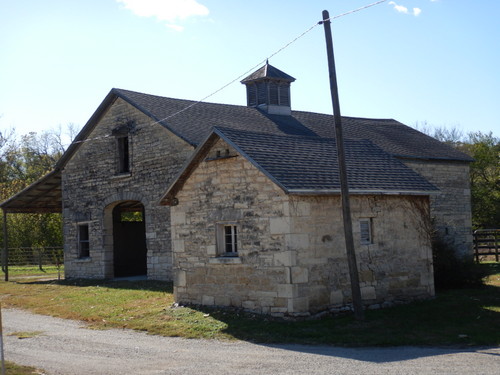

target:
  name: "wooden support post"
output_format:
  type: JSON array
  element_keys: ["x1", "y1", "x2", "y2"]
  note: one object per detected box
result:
[
  {"x1": 2, "y1": 210, "x2": 7, "y2": 282},
  {"x1": 322, "y1": 10, "x2": 364, "y2": 320}
]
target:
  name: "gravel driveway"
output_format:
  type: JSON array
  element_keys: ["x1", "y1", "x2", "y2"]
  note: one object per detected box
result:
[{"x1": 2, "y1": 308, "x2": 499, "y2": 375}]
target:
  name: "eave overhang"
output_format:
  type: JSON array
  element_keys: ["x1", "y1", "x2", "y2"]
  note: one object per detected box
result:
[
  {"x1": 286, "y1": 189, "x2": 438, "y2": 196},
  {"x1": 0, "y1": 170, "x2": 62, "y2": 213},
  {"x1": 160, "y1": 127, "x2": 439, "y2": 207}
]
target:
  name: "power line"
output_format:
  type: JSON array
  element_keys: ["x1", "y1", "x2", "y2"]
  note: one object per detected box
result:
[
  {"x1": 324, "y1": 0, "x2": 387, "y2": 22},
  {"x1": 69, "y1": 0, "x2": 387, "y2": 147}
]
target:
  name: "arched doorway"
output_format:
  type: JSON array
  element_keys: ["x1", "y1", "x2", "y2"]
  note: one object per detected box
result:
[{"x1": 112, "y1": 201, "x2": 147, "y2": 277}]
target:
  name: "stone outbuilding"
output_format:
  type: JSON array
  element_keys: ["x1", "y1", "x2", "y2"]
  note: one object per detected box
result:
[
  {"x1": 1, "y1": 63, "x2": 473, "y2": 314},
  {"x1": 160, "y1": 127, "x2": 438, "y2": 315}
]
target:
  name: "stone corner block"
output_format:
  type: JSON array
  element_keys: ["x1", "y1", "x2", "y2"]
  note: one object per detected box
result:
[
  {"x1": 270, "y1": 217, "x2": 289, "y2": 234},
  {"x1": 291, "y1": 266, "x2": 309, "y2": 284},
  {"x1": 176, "y1": 270, "x2": 186, "y2": 287},
  {"x1": 360, "y1": 286, "x2": 376, "y2": 300},
  {"x1": 202, "y1": 295, "x2": 215, "y2": 306},
  {"x1": 273, "y1": 251, "x2": 296, "y2": 267}
]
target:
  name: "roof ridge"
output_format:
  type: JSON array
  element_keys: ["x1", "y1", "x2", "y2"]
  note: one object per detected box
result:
[{"x1": 291, "y1": 109, "x2": 399, "y2": 122}]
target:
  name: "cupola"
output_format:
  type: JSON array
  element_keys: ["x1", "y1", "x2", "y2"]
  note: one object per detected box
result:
[{"x1": 241, "y1": 62, "x2": 296, "y2": 115}]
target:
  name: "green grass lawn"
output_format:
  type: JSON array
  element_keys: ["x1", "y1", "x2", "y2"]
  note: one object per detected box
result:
[
  {"x1": 3, "y1": 361, "x2": 42, "y2": 375},
  {"x1": 3, "y1": 265, "x2": 63, "y2": 279},
  {"x1": 0, "y1": 263, "x2": 499, "y2": 346}
]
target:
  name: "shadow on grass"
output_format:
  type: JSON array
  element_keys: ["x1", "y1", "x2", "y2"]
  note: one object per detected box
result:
[
  {"x1": 10, "y1": 264, "x2": 500, "y2": 348},
  {"x1": 189, "y1": 284, "x2": 500, "y2": 348},
  {"x1": 482, "y1": 262, "x2": 500, "y2": 277}
]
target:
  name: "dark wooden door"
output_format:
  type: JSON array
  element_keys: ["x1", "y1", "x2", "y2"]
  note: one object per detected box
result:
[{"x1": 113, "y1": 204, "x2": 147, "y2": 277}]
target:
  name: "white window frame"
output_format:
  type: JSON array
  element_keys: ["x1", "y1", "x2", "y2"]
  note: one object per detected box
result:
[
  {"x1": 77, "y1": 223, "x2": 90, "y2": 258},
  {"x1": 359, "y1": 219, "x2": 373, "y2": 245},
  {"x1": 216, "y1": 223, "x2": 239, "y2": 257}
]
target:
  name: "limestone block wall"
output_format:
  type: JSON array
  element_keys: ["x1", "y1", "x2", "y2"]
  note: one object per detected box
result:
[
  {"x1": 62, "y1": 98, "x2": 193, "y2": 280},
  {"x1": 171, "y1": 139, "x2": 435, "y2": 316},
  {"x1": 289, "y1": 194, "x2": 434, "y2": 314},
  {"x1": 171, "y1": 140, "x2": 291, "y2": 315},
  {"x1": 403, "y1": 159, "x2": 472, "y2": 257}
]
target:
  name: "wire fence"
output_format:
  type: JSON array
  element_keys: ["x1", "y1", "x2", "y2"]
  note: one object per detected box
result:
[{"x1": 1, "y1": 247, "x2": 64, "y2": 280}]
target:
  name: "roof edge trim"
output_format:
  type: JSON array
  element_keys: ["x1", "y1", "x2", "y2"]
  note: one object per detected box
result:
[{"x1": 287, "y1": 189, "x2": 438, "y2": 196}]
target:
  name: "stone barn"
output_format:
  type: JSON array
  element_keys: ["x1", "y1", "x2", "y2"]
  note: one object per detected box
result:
[{"x1": 1, "y1": 63, "x2": 473, "y2": 314}]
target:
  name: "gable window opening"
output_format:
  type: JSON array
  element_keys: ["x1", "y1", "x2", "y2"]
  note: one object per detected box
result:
[
  {"x1": 117, "y1": 136, "x2": 130, "y2": 174},
  {"x1": 217, "y1": 223, "x2": 238, "y2": 257},
  {"x1": 360, "y1": 219, "x2": 373, "y2": 245},
  {"x1": 78, "y1": 223, "x2": 90, "y2": 258}
]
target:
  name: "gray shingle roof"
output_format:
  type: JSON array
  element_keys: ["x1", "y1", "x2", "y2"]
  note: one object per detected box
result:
[
  {"x1": 2, "y1": 85, "x2": 468, "y2": 213},
  {"x1": 240, "y1": 63, "x2": 296, "y2": 83},
  {"x1": 113, "y1": 88, "x2": 472, "y2": 162},
  {"x1": 214, "y1": 127, "x2": 438, "y2": 193}
]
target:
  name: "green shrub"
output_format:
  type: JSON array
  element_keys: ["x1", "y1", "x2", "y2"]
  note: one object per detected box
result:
[{"x1": 432, "y1": 237, "x2": 487, "y2": 290}]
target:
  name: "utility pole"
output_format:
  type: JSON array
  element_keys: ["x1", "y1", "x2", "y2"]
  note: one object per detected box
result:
[{"x1": 321, "y1": 9, "x2": 364, "y2": 320}]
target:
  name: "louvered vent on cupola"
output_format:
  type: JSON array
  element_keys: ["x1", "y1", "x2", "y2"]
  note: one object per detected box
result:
[{"x1": 241, "y1": 62, "x2": 296, "y2": 115}]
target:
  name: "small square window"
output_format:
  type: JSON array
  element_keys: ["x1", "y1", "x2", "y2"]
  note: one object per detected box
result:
[
  {"x1": 78, "y1": 224, "x2": 90, "y2": 258},
  {"x1": 216, "y1": 223, "x2": 238, "y2": 257},
  {"x1": 359, "y1": 219, "x2": 372, "y2": 245}
]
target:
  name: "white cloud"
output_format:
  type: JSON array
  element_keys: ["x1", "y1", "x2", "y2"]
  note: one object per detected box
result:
[
  {"x1": 166, "y1": 23, "x2": 186, "y2": 32},
  {"x1": 389, "y1": 1, "x2": 409, "y2": 14},
  {"x1": 116, "y1": 0, "x2": 209, "y2": 31},
  {"x1": 389, "y1": 2, "x2": 422, "y2": 17}
]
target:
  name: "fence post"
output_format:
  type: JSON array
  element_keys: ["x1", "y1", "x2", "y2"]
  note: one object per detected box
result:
[
  {"x1": 38, "y1": 248, "x2": 44, "y2": 272},
  {"x1": 473, "y1": 230, "x2": 479, "y2": 263},
  {"x1": 495, "y1": 231, "x2": 499, "y2": 262}
]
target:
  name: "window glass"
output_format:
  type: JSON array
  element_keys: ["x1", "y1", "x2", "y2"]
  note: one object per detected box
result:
[
  {"x1": 78, "y1": 224, "x2": 90, "y2": 258},
  {"x1": 360, "y1": 219, "x2": 372, "y2": 245},
  {"x1": 117, "y1": 136, "x2": 130, "y2": 173},
  {"x1": 217, "y1": 223, "x2": 238, "y2": 256},
  {"x1": 224, "y1": 225, "x2": 237, "y2": 253}
]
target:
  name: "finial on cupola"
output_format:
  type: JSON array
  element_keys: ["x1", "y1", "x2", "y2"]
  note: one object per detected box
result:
[{"x1": 241, "y1": 62, "x2": 295, "y2": 115}]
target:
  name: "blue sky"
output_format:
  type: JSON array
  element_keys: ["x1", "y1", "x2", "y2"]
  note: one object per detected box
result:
[{"x1": 1, "y1": 0, "x2": 499, "y2": 143}]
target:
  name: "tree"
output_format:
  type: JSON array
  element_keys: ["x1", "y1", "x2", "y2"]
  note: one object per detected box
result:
[
  {"x1": 414, "y1": 121, "x2": 464, "y2": 147},
  {"x1": 415, "y1": 123, "x2": 500, "y2": 229},
  {"x1": 463, "y1": 132, "x2": 500, "y2": 229},
  {"x1": 416, "y1": 125, "x2": 498, "y2": 287},
  {"x1": 1, "y1": 126, "x2": 72, "y2": 252}
]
